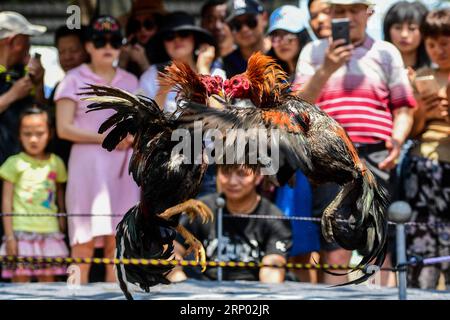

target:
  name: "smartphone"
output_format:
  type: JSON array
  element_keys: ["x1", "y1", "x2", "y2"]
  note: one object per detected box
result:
[
  {"x1": 415, "y1": 75, "x2": 440, "y2": 95},
  {"x1": 332, "y1": 18, "x2": 350, "y2": 46}
]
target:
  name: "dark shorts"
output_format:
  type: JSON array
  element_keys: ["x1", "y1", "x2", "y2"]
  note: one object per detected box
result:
[{"x1": 312, "y1": 142, "x2": 396, "y2": 252}]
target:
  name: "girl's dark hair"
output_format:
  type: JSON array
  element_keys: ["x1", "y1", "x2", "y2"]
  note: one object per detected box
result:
[
  {"x1": 383, "y1": 1, "x2": 430, "y2": 70},
  {"x1": 19, "y1": 105, "x2": 52, "y2": 129},
  {"x1": 421, "y1": 9, "x2": 450, "y2": 39}
]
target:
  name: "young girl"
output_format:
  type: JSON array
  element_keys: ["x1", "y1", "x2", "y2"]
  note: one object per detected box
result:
[
  {"x1": 0, "y1": 107, "x2": 68, "y2": 283},
  {"x1": 267, "y1": 5, "x2": 312, "y2": 81},
  {"x1": 383, "y1": 1, "x2": 430, "y2": 71},
  {"x1": 55, "y1": 15, "x2": 140, "y2": 284}
]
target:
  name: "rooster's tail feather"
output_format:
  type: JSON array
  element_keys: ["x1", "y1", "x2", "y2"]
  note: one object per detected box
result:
[
  {"x1": 321, "y1": 170, "x2": 388, "y2": 285},
  {"x1": 115, "y1": 205, "x2": 176, "y2": 300}
]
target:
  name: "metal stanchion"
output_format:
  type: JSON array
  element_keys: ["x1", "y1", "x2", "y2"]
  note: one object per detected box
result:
[
  {"x1": 388, "y1": 201, "x2": 412, "y2": 300},
  {"x1": 216, "y1": 197, "x2": 225, "y2": 282}
]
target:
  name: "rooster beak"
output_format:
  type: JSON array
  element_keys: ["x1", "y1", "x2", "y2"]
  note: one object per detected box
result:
[{"x1": 211, "y1": 93, "x2": 226, "y2": 105}]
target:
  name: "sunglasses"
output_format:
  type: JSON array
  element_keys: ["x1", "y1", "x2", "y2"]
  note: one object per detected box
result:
[
  {"x1": 129, "y1": 19, "x2": 157, "y2": 33},
  {"x1": 92, "y1": 35, "x2": 123, "y2": 49},
  {"x1": 163, "y1": 30, "x2": 193, "y2": 42},
  {"x1": 271, "y1": 33, "x2": 298, "y2": 46},
  {"x1": 229, "y1": 16, "x2": 258, "y2": 32}
]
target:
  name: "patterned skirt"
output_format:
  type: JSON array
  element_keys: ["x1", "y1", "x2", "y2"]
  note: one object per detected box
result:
[
  {"x1": 0, "y1": 231, "x2": 69, "y2": 278},
  {"x1": 403, "y1": 155, "x2": 450, "y2": 289}
]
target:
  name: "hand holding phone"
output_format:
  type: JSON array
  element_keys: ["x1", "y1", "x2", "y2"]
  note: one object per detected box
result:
[
  {"x1": 332, "y1": 18, "x2": 350, "y2": 46},
  {"x1": 415, "y1": 75, "x2": 440, "y2": 96}
]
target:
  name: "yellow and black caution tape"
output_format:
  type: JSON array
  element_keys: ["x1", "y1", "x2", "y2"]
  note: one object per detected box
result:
[{"x1": 0, "y1": 255, "x2": 395, "y2": 272}]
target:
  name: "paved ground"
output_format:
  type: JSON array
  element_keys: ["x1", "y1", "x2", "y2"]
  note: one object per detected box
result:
[{"x1": 0, "y1": 280, "x2": 449, "y2": 300}]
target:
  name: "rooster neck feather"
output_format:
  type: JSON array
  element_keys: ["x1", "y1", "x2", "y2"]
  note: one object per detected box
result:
[
  {"x1": 244, "y1": 52, "x2": 291, "y2": 108},
  {"x1": 158, "y1": 61, "x2": 208, "y2": 104}
]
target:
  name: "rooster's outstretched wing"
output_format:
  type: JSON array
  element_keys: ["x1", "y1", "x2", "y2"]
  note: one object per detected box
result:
[{"x1": 81, "y1": 84, "x2": 171, "y2": 186}]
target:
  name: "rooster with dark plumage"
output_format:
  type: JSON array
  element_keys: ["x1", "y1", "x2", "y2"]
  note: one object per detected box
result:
[
  {"x1": 176, "y1": 52, "x2": 388, "y2": 285},
  {"x1": 80, "y1": 63, "x2": 224, "y2": 300}
]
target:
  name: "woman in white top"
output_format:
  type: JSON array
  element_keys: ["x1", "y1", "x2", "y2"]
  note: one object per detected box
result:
[{"x1": 140, "y1": 11, "x2": 216, "y2": 113}]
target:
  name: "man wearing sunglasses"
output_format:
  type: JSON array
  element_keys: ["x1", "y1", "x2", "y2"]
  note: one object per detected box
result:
[{"x1": 218, "y1": 0, "x2": 268, "y2": 78}]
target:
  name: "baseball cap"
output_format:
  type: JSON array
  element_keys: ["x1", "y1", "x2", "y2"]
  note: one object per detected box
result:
[
  {"x1": 87, "y1": 15, "x2": 123, "y2": 40},
  {"x1": 226, "y1": 0, "x2": 265, "y2": 22},
  {"x1": 0, "y1": 11, "x2": 46, "y2": 40},
  {"x1": 267, "y1": 5, "x2": 305, "y2": 35},
  {"x1": 325, "y1": 0, "x2": 374, "y2": 5}
]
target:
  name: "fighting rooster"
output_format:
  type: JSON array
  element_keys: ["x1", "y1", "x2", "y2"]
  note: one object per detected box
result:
[
  {"x1": 81, "y1": 73, "x2": 221, "y2": 299},
  {"x1": 177, "y1": 52, "x2": 388, "y2": 285}
]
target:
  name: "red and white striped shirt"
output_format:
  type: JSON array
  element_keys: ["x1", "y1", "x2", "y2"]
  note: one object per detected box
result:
[{"x1": 295, "y1": 35, "x2": 416, "y2": 144}]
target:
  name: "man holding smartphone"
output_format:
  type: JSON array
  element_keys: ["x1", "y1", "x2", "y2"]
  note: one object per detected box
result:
[
  {"x1": 0, "y1": 12, "x2": 47, "y2": 164},
  {"x1": 294, "y1": 0, "x2": 416, "y2": 285}
]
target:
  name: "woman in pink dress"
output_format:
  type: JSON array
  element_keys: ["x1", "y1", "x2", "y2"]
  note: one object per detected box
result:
[{"x1": 54, "y1": 16, "x2": 140, "y2": 284}]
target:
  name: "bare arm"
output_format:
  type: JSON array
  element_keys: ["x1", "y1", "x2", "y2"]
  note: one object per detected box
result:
[
  {"x1": 2, "y1": 180, "x2": 17, "y2": 256},
  {"x1": 297, "y1": 67, "x2": 334, "y2": 104},
  {"x1": 392, "y1": 107, "x2": 414, "y2": 146},
  {"x1": 56, "y1": 98, "x2": 105, "y2": 144},
  {"x1": 259, "y1": 254, "x2": 286, "y2": 284},
  {"x1": 297, "y1": 39, "x2": 353, "y2": 104},
  {"x1": 379, "y1": 106, "x2": 414, "y2": 170},
  {"x1": 196, "y1": 44, "x2": 215, "y2": 75},
  {"x1": 56, "y1": 183, "x2": 66, "y2": 233}
]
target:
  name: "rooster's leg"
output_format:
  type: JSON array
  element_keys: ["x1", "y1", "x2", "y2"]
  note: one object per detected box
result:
[
  {"x1": 321, "y1": 183, "x2": 353, "y2": 243},
  {"x1": 157, "y1": 199, "x2": 213, "y2": 272},
  {"x1": 175, "y1": 225, "x2": 207, "y2": 272},
  {"x1": 158, "y1": 199, "x2": 214, "y2": 224}
]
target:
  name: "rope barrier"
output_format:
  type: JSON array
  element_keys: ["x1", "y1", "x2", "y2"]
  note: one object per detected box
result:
[
  {"x1": 0, "y1": 255, "x2": 396, "y2": 272},
  {"x1": 397, "y1": 255, "x2": 450, "y2": 269},
  {"x1": 2, "y1": 254, "x2": 447, "y2": 273},
  {"x1": 1, "y1": 212, "x2": 449, "y2": 228}
]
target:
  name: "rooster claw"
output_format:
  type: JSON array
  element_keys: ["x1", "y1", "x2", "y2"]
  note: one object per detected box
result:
[
  {"x1": 158, "y1": 199, "x2": 214, "y2": 225},
  {"x1": 186, "y1": 239, "x2": 207, "y2": 272},
  {"x1": 176, "y1": 225, "x2": 207, "y2": 272}
]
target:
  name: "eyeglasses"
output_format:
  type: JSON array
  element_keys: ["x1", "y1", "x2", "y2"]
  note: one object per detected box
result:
[
  {"x1": 129, "y1": 19, "x2": 157, "y2": 33},
  {"x1": 229, "y1": 16, "x2": 258, "y2": 32},
  {"x1": 271, "y1": 33, "x2": 298, "y2": 46},
  {"x1": 163, "y1": 30, "x2": 193, "y2": 42},
  {"x1": 92, "y1": 34, "x2": 123, "y2": 49}
]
